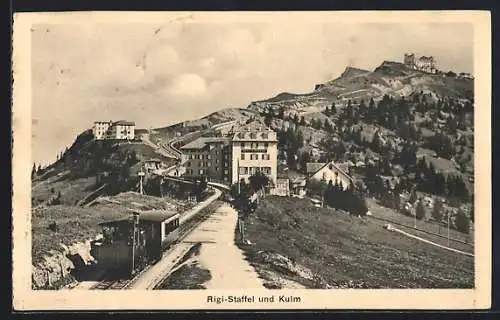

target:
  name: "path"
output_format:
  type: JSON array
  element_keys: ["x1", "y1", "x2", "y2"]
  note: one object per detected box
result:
[{"x1": 181, "y1": 203, "x2": 264, "y2": 289}]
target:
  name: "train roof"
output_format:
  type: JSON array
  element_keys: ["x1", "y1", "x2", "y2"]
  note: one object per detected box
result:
[{"x1": 99, "y1": 210, "x2": 180, "y2": 226}]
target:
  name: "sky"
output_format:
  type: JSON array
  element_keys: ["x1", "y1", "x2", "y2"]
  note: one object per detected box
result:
[{"x1": 31, "y1": 21, "x2": 473, "y2": 166}]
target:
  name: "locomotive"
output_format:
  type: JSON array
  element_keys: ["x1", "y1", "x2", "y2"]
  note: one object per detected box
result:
[{"x1": 90, "y1": 210, "x2": 180, "y2": 278}]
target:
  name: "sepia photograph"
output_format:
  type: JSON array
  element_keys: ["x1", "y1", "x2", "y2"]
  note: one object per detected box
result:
[{"x1": 12, "y1": 11, "x2": 491, "y2": 310}]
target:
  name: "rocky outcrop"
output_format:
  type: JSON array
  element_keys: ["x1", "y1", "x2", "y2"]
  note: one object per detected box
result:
[{"x1": 32, "y1": 236, "x2": 101, "y2": 290}]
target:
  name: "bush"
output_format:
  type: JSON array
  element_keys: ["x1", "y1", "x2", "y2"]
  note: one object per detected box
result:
[
  {"x1": 432, "y1": 199, "x2": 443, "y2": 222},
  {"x1": 416, "y1": 200, "x2": 426, "y2": 220},
  {"x1": 455, "y1": 209, "x2": 470, "y2": 234},
  {"x1": 306, "y1": 179, "x2": 328, "y2": 197}
]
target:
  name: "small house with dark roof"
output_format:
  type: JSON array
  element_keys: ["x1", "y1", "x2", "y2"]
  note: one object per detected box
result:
[
  {"x1": 143, "y1": 158, "x2": 163, "y2": 172},
  {"x1": 306, "y1": 160, "x2": 354, "y2": 190}
]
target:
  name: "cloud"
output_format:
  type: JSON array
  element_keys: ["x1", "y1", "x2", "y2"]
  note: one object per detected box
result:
[{"x1": 167, "y1": 73, "x2": 208, "y2": 97}]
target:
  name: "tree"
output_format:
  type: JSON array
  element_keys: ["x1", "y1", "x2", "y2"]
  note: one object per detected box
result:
[
  {"x1": 278, "y1": 106, "x2": 285, "y2": 119},
  {"x1": 432, "y1": 198, "x2": 443, "y2": 222},
  {"x1": 330, "y1": 102, "x2": 337, "y2": 116},
  {"x1": 306, "y1": 179, "x2": 328, "y2": 197},
  {"x1": 249, "y1": 171, "x2": 270, "y2": 193},
  {"x1": 264, "y1": 113, "x2": 273, "y2": 127},
  {"x1": 455, "y1": 209, "x2": 470, "y2": 234},
  {"x1": 298, "y1": 152, "x2": 311, "y2": 173},
  {"x1": 299, "y1": 116, "x2": 306, "y2": 126},
  {"x1": 409, "y1": 188, "x2": 418, "y2": 204},
  {"x1": 415, "y1": 200, "x2": 426, "y2": 220},
  {"x1": 31, "y1": 163, "x2": 36, "y2": 179}
]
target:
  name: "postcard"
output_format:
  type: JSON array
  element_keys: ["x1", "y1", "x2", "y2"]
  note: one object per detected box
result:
[{"x1": 12, "y1": 10, "x2": 491, "y2": 310}]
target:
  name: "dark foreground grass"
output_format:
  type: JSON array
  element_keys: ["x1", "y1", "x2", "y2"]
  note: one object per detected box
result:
[
  {"x1": 154, "y1": 263, "x2": 211, "y2": 290},
  {"x1": 155, "y1": 242, "x2": 211, "y2": 290},
  {"x1": 242, "y1": 196, "x2": 474, "y2": 289}
]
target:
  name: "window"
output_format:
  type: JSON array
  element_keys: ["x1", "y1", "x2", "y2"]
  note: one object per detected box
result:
[
  {"x1": 240, "y1": 142, "x2": 245, "y2": 148},
  {"x1": 241, "y1": 154, "x2": 245, "y2": 160},
  {"x1": 224, "y1": 170, "x2": 228, "y2": 174},
  {"x1": 264, "y1": 142, "x2": 269, "y2": 148},
  {"x1": 186, "y1": 162, "x2": 191, "y2": 167},
  {"x1": 199, "y1": 169, "x2": 204, "y2": 175},
  {"x1": 251, "y1": 142, "x2": 257, "y2": 149},
  {"x1": 207, "y1": 155, "x2": 211, "y2": 160},
  {"x1": 262, "y1": 154, "x2": 270, "y2": 160},
  {"x1": 215, "y1": 151, "x2": 219, "y2": 156},
  {"x1": 262, "y1": 133, "x2": 269, "y2": 139},
  {"x1": 239, "y1": 167, "x2": 248, "y2": 175},
  {"x1": 251, "y1": 154, "x2": 259, "y2": 160}
]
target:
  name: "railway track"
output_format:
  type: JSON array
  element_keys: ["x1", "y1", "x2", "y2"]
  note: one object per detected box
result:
[{"x1": 90, "y1": 199, "x2": 224, "y2": 290}]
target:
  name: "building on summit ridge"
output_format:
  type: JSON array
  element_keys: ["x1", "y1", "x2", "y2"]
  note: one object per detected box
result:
[{"x1": 92, "y1": 120, "x2": 135, "y2": 140}]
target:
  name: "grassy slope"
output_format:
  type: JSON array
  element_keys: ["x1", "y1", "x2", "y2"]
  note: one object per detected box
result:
[
  {"x1": 242, "y1": 196, "x2": 473, "y2": 288},
  {"x1": 32, "y1": 172, "x2": 97, "y2": 206},
  {"x1": 366, "y1": 198, "x2": 474, "y2": 248},
  {"x1": 32, "y1": 192, "x2": 180, "y2": 265}
]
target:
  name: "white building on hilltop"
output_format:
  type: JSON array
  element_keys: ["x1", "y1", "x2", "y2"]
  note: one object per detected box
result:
[
  {"x1": 92, "y1": 120, "x2": 136, "y2": 140},
  {"x1": 231, "y1": 122, "x2": 278, "y2": 185}
]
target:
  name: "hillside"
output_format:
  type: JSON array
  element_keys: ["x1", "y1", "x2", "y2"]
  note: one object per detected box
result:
[
  {"x1": 248, "y1": 61, "x2": 473, "y2": 115},
  {"x1": 238, "y1": 196, "x2": 473, "y2": 289},
  {"x1": 32, "y1": 130, "x2": 177, "y2": 207}
]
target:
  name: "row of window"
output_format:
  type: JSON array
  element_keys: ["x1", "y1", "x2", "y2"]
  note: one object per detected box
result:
[
  {"x1": 238, "y1": 166, "x2": 272, "y2": 175},
  {"x1": 185, "y1": 168, "x2": 230, "y2": 175},
  {"x1": 236, "y1": 132, "x2": 270, "y2": 140},
  {"x1": 240, "y1": 142, "x2": 269, "y2": 149},
  {"x1": 188, "y1": 153, "x2": 229, "y2": 160},
  {"x1": 164, "y1": 219, "x2": 179, "y2": 236},
  {"x1": 241, "y1": 153, "x2": 270, "y2": 160},
  {"x1": 186, "y1": 161, "x2": 229, "y2": 168}
]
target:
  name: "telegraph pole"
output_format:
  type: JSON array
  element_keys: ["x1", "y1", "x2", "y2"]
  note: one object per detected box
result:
[
  {"x1": 414, "y1": 201, "x2": 417, "y2": 229},
  {"x1": 138, "y1": 169, "x2": 145, "y2": 195},
  {"x1": 131, "y1": 212, "x2": 139, "y2": 276},
  {"x1": 447, "y1": 211, "x2": 450, "y2": 247}
]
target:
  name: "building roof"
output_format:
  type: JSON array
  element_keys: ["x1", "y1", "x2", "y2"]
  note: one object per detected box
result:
[
  {"x1": 136, "y1": 210, "x2": 179, "y2": 222},
  {"x1": 231, "y1": 121, "x2": 277, "y2": 142},
  {"x1": 307, "y1": 160, "x2": 353, "y2": 182},
  {"x1": 306, "y1": 162, "x2": 326, "y2": 174},
  {"x1": 99, "y1": 210, "x2": 179, "y2": 226},
  {"x1": 114, "y1": 120, "x2": 136, "y2": 126},
  {"x1": 180, "y1": 137, "x2": 230, "y2": 150}
]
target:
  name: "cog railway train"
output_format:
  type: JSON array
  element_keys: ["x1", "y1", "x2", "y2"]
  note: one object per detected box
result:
[{"x1": 90, "y1": 210, "x2": 180, "y2": 278}]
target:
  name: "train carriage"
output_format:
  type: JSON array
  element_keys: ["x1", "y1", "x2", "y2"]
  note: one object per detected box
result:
[{"x1": 91, "y1": 210, "x2": 180, "y2": 278}]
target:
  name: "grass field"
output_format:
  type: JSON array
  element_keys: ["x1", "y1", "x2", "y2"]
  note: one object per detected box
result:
[
  {"x1": 241, "y1": 196, "x2": 474, "y2": 288},
  {"x1": 366, "y1": 198, "x2": 474, "y2": 248},
  {"x1": 32, "y1": 172, "x2": 97, "y2": 206}
]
